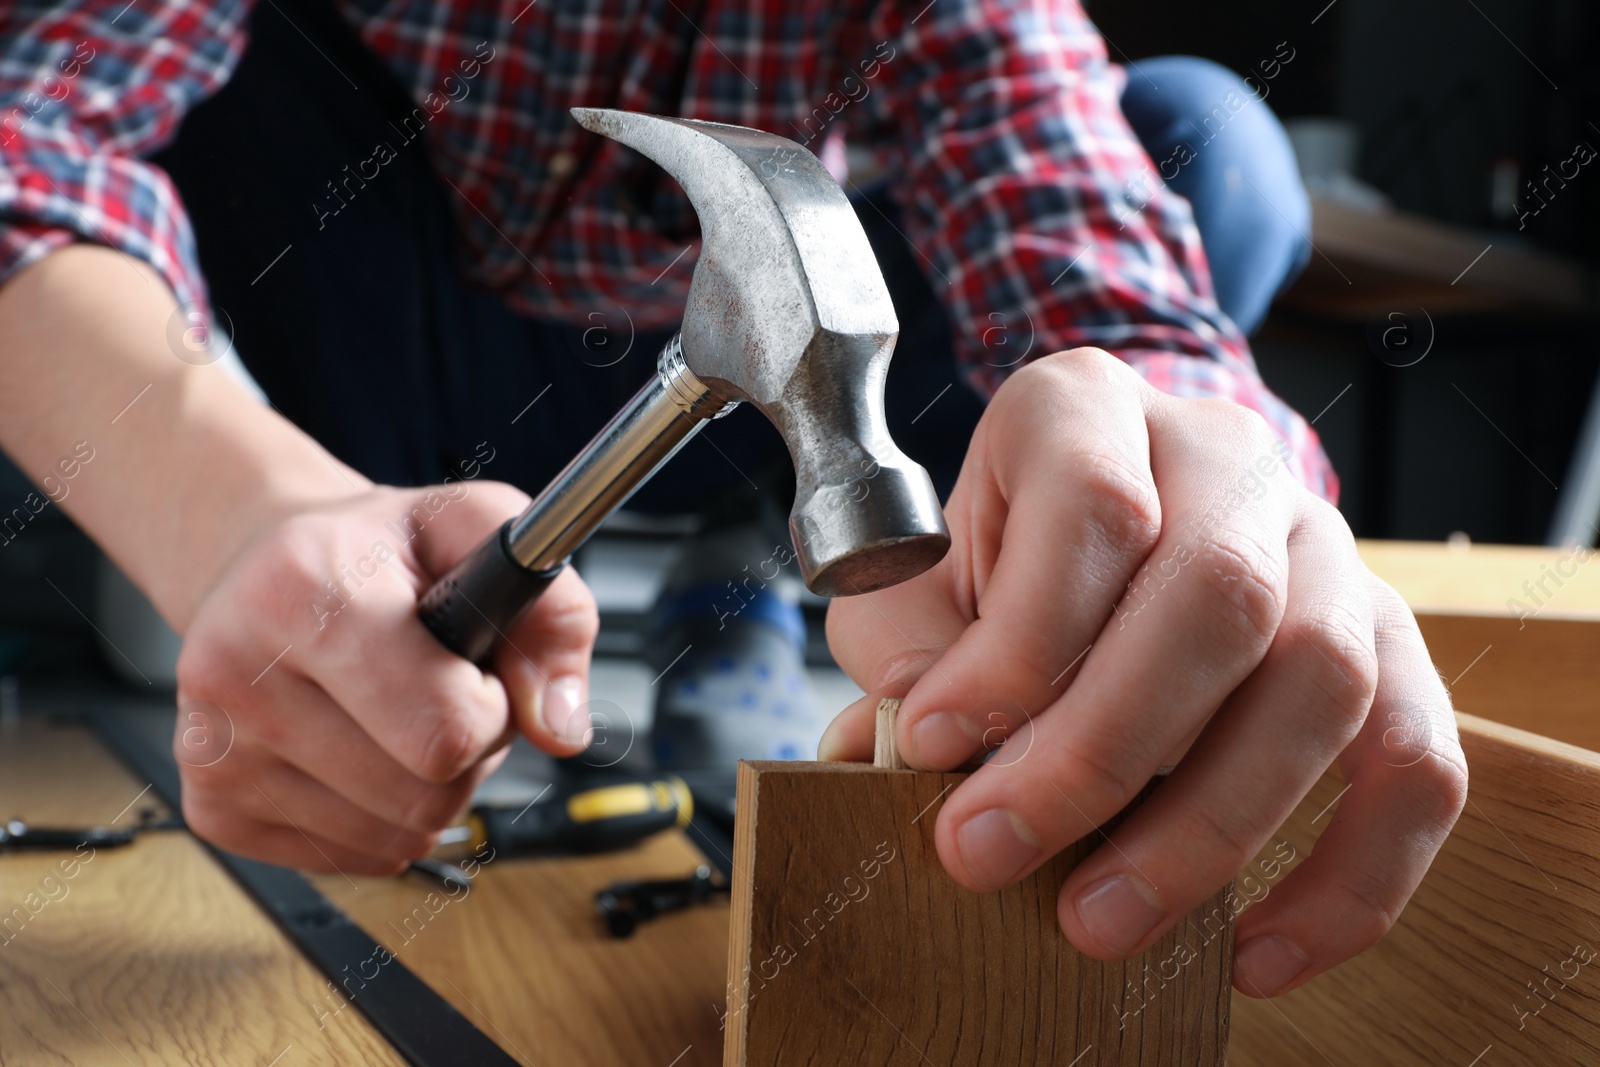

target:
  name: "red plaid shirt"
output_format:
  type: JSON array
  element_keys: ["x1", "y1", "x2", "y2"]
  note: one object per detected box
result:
[{"x1": 0, "y1": 0, "x2": 1335, "y2": 498}]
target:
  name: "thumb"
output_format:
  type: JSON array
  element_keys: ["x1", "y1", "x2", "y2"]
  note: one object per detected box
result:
[
  {"x1": 818, "y1": 560, "x2": 968, "y2": 762},
  {"x1": 494, "y1": 567, "x2": 599, "y2": 755},
  {"x1": 408, "y1": 480, "x2": 600, "y2": 756}
]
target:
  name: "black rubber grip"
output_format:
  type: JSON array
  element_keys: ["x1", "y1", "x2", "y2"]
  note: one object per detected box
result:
[{"x1": 418, "y1": 520, "x2": 563, "y2": 664}]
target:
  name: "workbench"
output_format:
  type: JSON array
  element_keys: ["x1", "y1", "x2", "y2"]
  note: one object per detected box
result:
[{"x1": 4, "y1": 540, "x2": 1599, "y2": 1066}]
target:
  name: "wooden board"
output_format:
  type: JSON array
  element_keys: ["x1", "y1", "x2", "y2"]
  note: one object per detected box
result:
[
  {"x1": 1358, "y1": 541, "x2": 1600, "y2": 616},
  {"x1": 0, "y1": 716, "x2": 405, "y2": 1067},
  {"x1": 1359, "y1": 540, "x2": 1600, "y2": 751},
  {"x1": 1230, "y1": 713, "x2": 1600, "y2": 1065},
  {"x1": 724, "y1": 761, "x2": 1233, "y2": 1067}
]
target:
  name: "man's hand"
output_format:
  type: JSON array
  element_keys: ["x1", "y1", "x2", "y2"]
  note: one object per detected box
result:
[
  {"x1": 174, "y1": 482, "x2": 599, "y2": 874},
  {"x1": 821, "y1": 348, "x2": 1467, "y2": 998}
]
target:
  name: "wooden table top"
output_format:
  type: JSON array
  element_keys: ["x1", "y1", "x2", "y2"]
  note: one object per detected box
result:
[
  {"x1": 4, "y1": 537, "x2": 1599, "y2": 1066},
  {"x1": 0, "y1": 714, "x2": 728, "y2": 1067}
]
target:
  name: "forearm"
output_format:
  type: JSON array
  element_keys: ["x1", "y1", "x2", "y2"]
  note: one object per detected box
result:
[{"x1": 0, "y1": 244, "x2": 368, "y2": 631}]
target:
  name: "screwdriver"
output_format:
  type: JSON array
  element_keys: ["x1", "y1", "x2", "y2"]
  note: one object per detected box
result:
[{"x1": 431, "y1": 774, "x2": 693, "y2": 864}]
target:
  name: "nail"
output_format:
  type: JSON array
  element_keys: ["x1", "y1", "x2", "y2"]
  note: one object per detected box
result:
[
  {"x1": 1234, "y1": 935, "x2": 1310, "y2": 997},
  {"x1": 911, "y1": 712, "x2": 978, "y2": 769},
  {"x1": 1073, "y1": 874, "x2": 1164, "y2": 955},
  {"x1": 956, "y1": 808, "x2": 1041, "y2": 889},
  {"x1": 541, "y1": 676, "x2": 592, "y2": 747}
]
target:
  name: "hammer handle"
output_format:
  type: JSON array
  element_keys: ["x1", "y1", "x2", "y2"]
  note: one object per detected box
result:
[
  {"x1": 418, "y1": 334, "x2": 732, "y2": 665},
  {"x1": 417, "y1": 521, "x2": 563, "y2": 664}
]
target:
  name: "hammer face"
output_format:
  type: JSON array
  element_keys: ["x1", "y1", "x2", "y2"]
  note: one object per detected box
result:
[
  {"x1": 791, "y1": 469, "x2": 952, "y2": 595},
  {"x1": 776, "y1": 330, "x2": 951, "y2": 596}
]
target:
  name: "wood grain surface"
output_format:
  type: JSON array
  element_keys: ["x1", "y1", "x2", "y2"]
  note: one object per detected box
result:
[
  {"x1": 311, "y1": 827, "x2": 733, "y2": 1067},
  {"x1": 724, "y1": 761, "x2": 1233, "y2": 1067},
  {"x1": 1359, "y1": 540, "x2": 1600, "y2": 752},
  {"x1": 1230, "y1": 714, "x2": 1600, "y2": 1066},
  {"x1": 0, "y1": 716, "x2": 404, "y2": 1067}
]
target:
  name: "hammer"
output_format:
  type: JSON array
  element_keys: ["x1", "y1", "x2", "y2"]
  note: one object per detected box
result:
[{"x1": 419, "y1": 108, "x2": 950, "y2": 664}]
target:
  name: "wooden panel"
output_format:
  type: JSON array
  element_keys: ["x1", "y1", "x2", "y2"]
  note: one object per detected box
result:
[
  {"x1": 1415, "y1": 613, "x2": 1600, "y2": 753},
  {"x1": 724, "y1": 761, "x2": 1233, "y2": 1067},
  {"x1": 0, "y1": 717, "x2": 404, "y2": 1067},
  {"x1": 1230, "y1": 714, "x2": 1600, "y2": 1065},
  {"x1": 313, "y1": 821, "x2": 732, "y2": 1067},
  {"x1": 1359, "y1": 541, "x2": 1600, "y2": 616},
  {"x1": 1359, "y1": 540, "x2": 1600, "y2": 751}
]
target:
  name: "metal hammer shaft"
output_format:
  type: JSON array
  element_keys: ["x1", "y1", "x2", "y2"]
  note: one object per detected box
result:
[{"x1": 417, "y1": 335, "x2": 733, "y2": 663}]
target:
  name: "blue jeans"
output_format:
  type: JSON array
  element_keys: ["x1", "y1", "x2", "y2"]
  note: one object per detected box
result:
[
  {"x1": 1119, "y1": 56, "x2": 1312, "y2": 336},
  {"x1": 156, "y1": 1, "x2": 1306, "y2": 508}
]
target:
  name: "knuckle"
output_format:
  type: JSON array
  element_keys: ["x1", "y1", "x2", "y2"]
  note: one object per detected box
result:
[
  {"x1": 865, "y1": 646, "x2": 945, "y2": 695},
  {"x1": 1039, "y1": 346, "x2": 1127, "y2": 384},
  {"x1": 1329, "y1": 875, "x2": 1401, "y2": 946},
  {"x1": 536, "y1": 582, "x2": 601, "y2": 645},
  {"x1": 1368, "y1": 575, "x2": 1420, "y2": 636},
  {"x1": 1301, "y1": 493, "x2": 1352, "y2": 538},
  {"x1": 175, "y1": 634, "x2": 231, "y2": 703},
  {"x1": 1289, "y1": 605, "x2": 1380, "y2": 728},
  {"x1": 174, "y1": 747, "x2": 227, "y2": 792},
  {"x1": 410, "y1": 707, "x2": 480, "y2": 783},
  {"x1": 179, "y1": 788, "x2": 236, "y2": 851},
  {"x1": 400, "y1": 783, "x2": 474, "y2": 834},
  {"x1": 257, "y1": 518, "x2": 331, "y2": 595},
  {"x1": 1002, "y1": 348, "x2": 1141, "y2": 414},
  {"x1": 1419, "y1": 745, "x2": 1470, "y2": 827},
  {"x1": 241, "y1": 518, "x2": 339, "y2": 636},
  {"x1": 1191, "y1": 532, "x2": 1286, "y2": 643},
  {"x1": 1206, "y1": 397, "x2": 1276, "y2": 449},
  {"x1": 1175, "y1": 802, "x2": 1257, "y2": 874},
  {"x1": 1056, "y1": 739, "x2": 1143, "y2": 819},
  {"x1": 1072, "y1": 451, "x2": 1162, "y2": 557}
]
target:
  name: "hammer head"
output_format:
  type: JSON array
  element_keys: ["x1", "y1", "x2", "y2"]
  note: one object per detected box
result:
[{"x1": 572, "y1": 108, "x2": 950, "y2": 596}]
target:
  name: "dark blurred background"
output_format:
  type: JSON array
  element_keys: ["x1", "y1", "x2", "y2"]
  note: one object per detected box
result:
[
  {"x1": 1087, "y1": 0, "x2": 1600, "y2": 543},
  {"x1": 2, "y1": 0, "x2": 1597, "y2": 683}
]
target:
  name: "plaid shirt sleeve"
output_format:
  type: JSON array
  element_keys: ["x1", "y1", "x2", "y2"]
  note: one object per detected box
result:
[
  {"x1": 0, "y1": 0, "x2": 248, "y2": 313},
  {"x1": 854, "y1": 0, "x2": 1337, "y2": 501}
]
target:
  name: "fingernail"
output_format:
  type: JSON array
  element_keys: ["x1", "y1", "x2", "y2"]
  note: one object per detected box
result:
[
  {"x1": 1234, "y1": 935, "x2": 1310, "y2": 997},
  {"x1": 911, "y1": 712, "x2": 977, "y2": 769},
  {"x1": 1073, "y1": 874, "x2": 1164, "y2": 955},
  {"x1": 956, "y1": 808, "x2": 1041, "y2": 889},
  {"x1": 541, "y1": 676, "x2": 591, "y2": 747}
]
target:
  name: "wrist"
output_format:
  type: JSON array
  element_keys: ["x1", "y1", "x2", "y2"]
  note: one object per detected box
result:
[{"x1": 0, "y1": 245, "x2": 374, "y2": 631}]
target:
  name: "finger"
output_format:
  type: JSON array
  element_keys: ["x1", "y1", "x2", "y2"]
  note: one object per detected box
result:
[
  {"x1": 820, "y1": 548, "x2": 971, "y2": 762},
  {"x1": 1228, "y1": 573, "x2": 1466, "y2": 998},
  {"x1": 1056, "y1": 498, "x2": 1378, "y2": 959},
  {"x1": 817, "y1": 692, "x2": 879, "y2": 762},
  {"x1": 233, "y1": 750, "x2": 444, "y2": 860},
  {"x1": 496, "y1": 565, "x2": 600, "y2": 755},
  {"x1": 308, "y1": 484, "x2": 535, "y2": 783},
  {"x1": 895, "y1": 350, "x2": 1160, "y2": 770},
  {"x1": 181, "y1": 789, "x2": 409, "y2": 877},
  {"x1": 934, "y1": 397, "x2": 1296, "y2": 895},
  {"x1": 179, "y1": 659, "x2": 495, "y2": 835}
]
